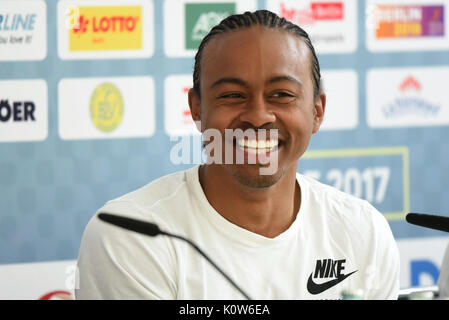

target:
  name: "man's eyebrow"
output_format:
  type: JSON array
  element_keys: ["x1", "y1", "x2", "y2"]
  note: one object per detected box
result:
[
  {"x1": 267, "y1": 75, "x2": 303, "y2": 88},
  {"x1": 209, "y1": 76, "x2": 303, "y2": 89},
  {"x1": 210, "y1": 77, "x2": 249, "y2": 89}
]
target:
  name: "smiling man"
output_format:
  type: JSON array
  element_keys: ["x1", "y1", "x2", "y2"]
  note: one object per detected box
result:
[{"x1": 76, "y1": 10, "x2": 400, "y2": 300}]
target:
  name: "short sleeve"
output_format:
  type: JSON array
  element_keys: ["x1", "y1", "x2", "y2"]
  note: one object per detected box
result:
[
  {"x1": 363, "y1": 205, "x2": 400, "y2": 300},
  {"x1": 75, "y1": 212, "x2": 178, "y2": 300}
]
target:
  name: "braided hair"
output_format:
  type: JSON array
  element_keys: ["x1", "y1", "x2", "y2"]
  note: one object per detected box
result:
[{"x1": 192, "y1": 10, "x2": 321, "y2": 99}]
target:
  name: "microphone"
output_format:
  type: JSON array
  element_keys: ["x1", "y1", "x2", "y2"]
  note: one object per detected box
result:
[
  {"x1": 97, "y1": 213, "x2": 252, "y2": 300},
  {"x1": 406, "y1": 213, "x2": 449, "y2": 233}
]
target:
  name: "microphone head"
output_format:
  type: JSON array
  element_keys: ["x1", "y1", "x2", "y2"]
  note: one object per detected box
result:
[
  {"x1": 406, "y1": 213, "x2": 449, "y2": 233},
  {"x1": 98, "y1": 213, "x2": 161, "y2": 237}
]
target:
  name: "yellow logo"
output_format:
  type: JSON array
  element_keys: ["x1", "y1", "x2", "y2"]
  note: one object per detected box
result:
[
  {"x1": 90, "y1": 82, "x2": 124, "y2": 133},
  {"x1": 69, "y1": 6, "x2": 142, "y2": 51}
]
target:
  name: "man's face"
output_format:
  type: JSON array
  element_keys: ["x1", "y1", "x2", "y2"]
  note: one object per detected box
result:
[{"x1": 189, "y1": 26, "x2": 325, "y2": 188}]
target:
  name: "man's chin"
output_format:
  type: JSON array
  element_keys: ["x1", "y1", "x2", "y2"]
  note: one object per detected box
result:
[{"x1": 225, "y1": 164, "x2": 284, "y2": 189}]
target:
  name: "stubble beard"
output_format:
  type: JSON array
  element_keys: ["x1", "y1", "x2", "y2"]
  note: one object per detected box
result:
[{"x1": 225, "y1": 163, "x2": 285, "y2": 189}]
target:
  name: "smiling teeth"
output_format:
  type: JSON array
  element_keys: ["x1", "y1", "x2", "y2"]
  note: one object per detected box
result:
[{"x1": 236, "y1": 139, "x2": 279, "y2": 149}]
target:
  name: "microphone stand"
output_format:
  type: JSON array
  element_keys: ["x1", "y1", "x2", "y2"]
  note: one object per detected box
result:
[
  {"x1": 98, "y1": 213, "x2": 252, "y2": 300},
  {"x1": 159, "y1": 230, "x2": 252, "y2": 300}
]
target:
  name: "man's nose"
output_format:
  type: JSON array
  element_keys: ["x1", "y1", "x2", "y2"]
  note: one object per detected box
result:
[{"x1": 238, "y1": 95, "x2": 276, "y2": 128}]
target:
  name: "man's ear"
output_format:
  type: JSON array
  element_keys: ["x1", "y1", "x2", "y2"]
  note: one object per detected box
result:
[
  {"x1": 188, "y1": 88, "x2": 202, "y2": 132},
  {"x1": 312, "y1": 90, "x2": 326, "y2": 134}
]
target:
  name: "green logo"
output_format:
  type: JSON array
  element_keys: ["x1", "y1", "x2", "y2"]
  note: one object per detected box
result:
[
  {"x1": 185, "y1": 2, "x2": 236, "y2": 50},
  {"x1": 90, "y1": 82, "x2": 124, "y2": 133}
]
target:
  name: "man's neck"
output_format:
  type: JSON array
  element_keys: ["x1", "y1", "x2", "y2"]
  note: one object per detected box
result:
[{"x1": 199, "y1": 164, "x2": 301, "y2": 238}]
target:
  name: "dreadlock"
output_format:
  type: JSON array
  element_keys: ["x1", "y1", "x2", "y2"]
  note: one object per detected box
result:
[{"x1": 192, "y1": 10, "x2": 321, "y2": 99}]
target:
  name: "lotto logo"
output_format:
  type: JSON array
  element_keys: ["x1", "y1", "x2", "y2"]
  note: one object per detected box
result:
[
  {"x1": 72, "y1": 14, "x2": 140, "y2": 35},
  {"x1": 57, "y1": 0, "x2": 154, "y2": 59},
  {"x1": 68, "y1": 6, "x2": 142, "y2": 51}
]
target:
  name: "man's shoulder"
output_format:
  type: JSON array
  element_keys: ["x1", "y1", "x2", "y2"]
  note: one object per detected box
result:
[
  {"x1": 298, "y1": 173, "x2": 388, "y2": 229},
  {"x1": 96, "y1": 166, "x2": 199, "y2": 221},
  {"x1": 114, "y1": 168, "x2": 192, "y2": 205},
  {"x1": 299, "y1": 173, "x2": 369, "y2": 208}
]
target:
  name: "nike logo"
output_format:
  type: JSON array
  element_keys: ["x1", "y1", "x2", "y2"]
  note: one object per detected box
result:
[{"x1": 307, "y1": 270, "x2": 358, "y2": 295}]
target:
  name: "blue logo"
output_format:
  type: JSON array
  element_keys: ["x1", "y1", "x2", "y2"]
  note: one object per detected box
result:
[
  {"x1": 382, "y1": 97, "x2": 441, "y2": 119},
  {"x1": 0, "y1": 14, "x2": 36, "y2": 31},
  {"x1": 411, "y1": 259, "x2": 440, "y2": 286}
]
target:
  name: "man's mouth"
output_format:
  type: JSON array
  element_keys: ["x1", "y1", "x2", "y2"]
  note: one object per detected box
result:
[{"x1": 234, "y1": 138, "x2": 280, "y2": 154}]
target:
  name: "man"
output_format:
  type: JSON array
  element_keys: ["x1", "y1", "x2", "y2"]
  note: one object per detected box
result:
[{"x1": 76, "y1": 10, "x2": 400, "y2": 299}]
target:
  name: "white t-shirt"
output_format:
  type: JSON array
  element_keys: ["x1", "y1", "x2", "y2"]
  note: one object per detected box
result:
[{"x1": 75, "y1": 165, "x2": 400, "y2": 300}]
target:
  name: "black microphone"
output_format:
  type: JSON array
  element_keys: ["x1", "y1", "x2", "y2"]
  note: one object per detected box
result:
[
  {"x1": 406, "y1": 213, "x2": 449, "y2": 233},
  {"x1": 97, "y1": 213, "x2": 252, "y2": 300}
]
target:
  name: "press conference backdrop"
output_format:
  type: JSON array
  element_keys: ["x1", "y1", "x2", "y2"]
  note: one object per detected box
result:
[{"x1": 1, "y1": 0, "x2": 449, "y2": 299}]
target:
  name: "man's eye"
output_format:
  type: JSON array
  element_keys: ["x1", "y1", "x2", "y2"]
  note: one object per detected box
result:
[
  {"x1": 272, "y1": 92, "x2": 294, "y2": 98},
  {"x1": 219, "y1": 93, "x2": 244, "y2": 99}
]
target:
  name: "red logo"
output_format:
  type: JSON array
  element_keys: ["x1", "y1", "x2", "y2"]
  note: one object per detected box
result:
[
  {"x1": 73, "y1": 15, "x2": 140, "y2": 35},
  {"x1": 38, "y1": 290, "x2": 73, "y2": 300},
  {"x1": 182, "y1": 86, "x2": 191, "y2": 94},
  {"x1": 400, "y1": 76, "x2": 421, "y2": 92},
  {"x1": 311, "y1": 2, "x2": 344, "y2": 20},
  {"x1": 280, "y1": 1, "x2": 344, "y2": 25},
  {"x1": 181, "y1": 86, "x2": 193, "y2": 124}
]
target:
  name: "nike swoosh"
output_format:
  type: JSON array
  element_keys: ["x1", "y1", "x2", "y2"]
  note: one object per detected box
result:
[{"x1": 307, "y1": 270, "x2": 358, "y2": 295}]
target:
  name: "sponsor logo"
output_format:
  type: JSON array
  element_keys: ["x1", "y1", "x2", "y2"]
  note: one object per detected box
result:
[
  {"x1": 58, "y1": 76, "x2": 155, "y2": 140},
  {"x1": 269, "y1": 0, "x2": 357, "y2": 53},
  {"x1": 367, "y1": 67, "x2": 449, "y2": 128},
  {"x1": 38, "y1": 290, "x2": 73, "y2": 300},
  {"x1": 307, "y1": 259, "x2": 357, "y2": 295},
  {"x1": 382, "y1": 75, "x2": 440, "y2": 119},
  {"x1": 319, "y1": 69, "x2": 358, "y2": 131},
  {"x1": 0, "y1": 260, "x2": 77, "y2": 300},
  {"x1": 182, "y1": 86, "x2": 193, "y2": 125},
  {"x1": 0, "y1": 13, "x2": 37, "y2": 31},
  {"x1": 410, "y1": 260, "x2": 440, "y2": 287},
  {"x1": 375, "y1": 5, "x2": 445, "y2": 39},
  {"x1": 185, "y1": 2, "x2": 236, "y2": 50},
  {"x1": 58, "y1": 0, "x2": 153, "y2": 59},
  {"x1": 399, "y1": 75, "x2": 421, "y2": 91},
  {"x1": 164, "y1": 75, "x2": 199, "y2": 136},
  {"x1": 396, "y1": 237, "x2": 448, "y2": 288},
  {"x1": 89, "y1": 82, "x2": 124, "y2": 133},
  {"x1": 0, "y1": 79, "x2": 47, "y2": 142},
  {"x1": 164, "y1": 0, "x2": 256, "y2": 57},
  {"x1": 0, "y1": 99, "x2": 36, "y2": 123},
  {"x1": 0, "y1": 0, "x2": 47, "y2": 61},
  {"x1": 280, "y1": 1, "x2": 344, "y2": 25},
  {"x1": 69, "y1": 5, "x2": 142, "y2": 51}
]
